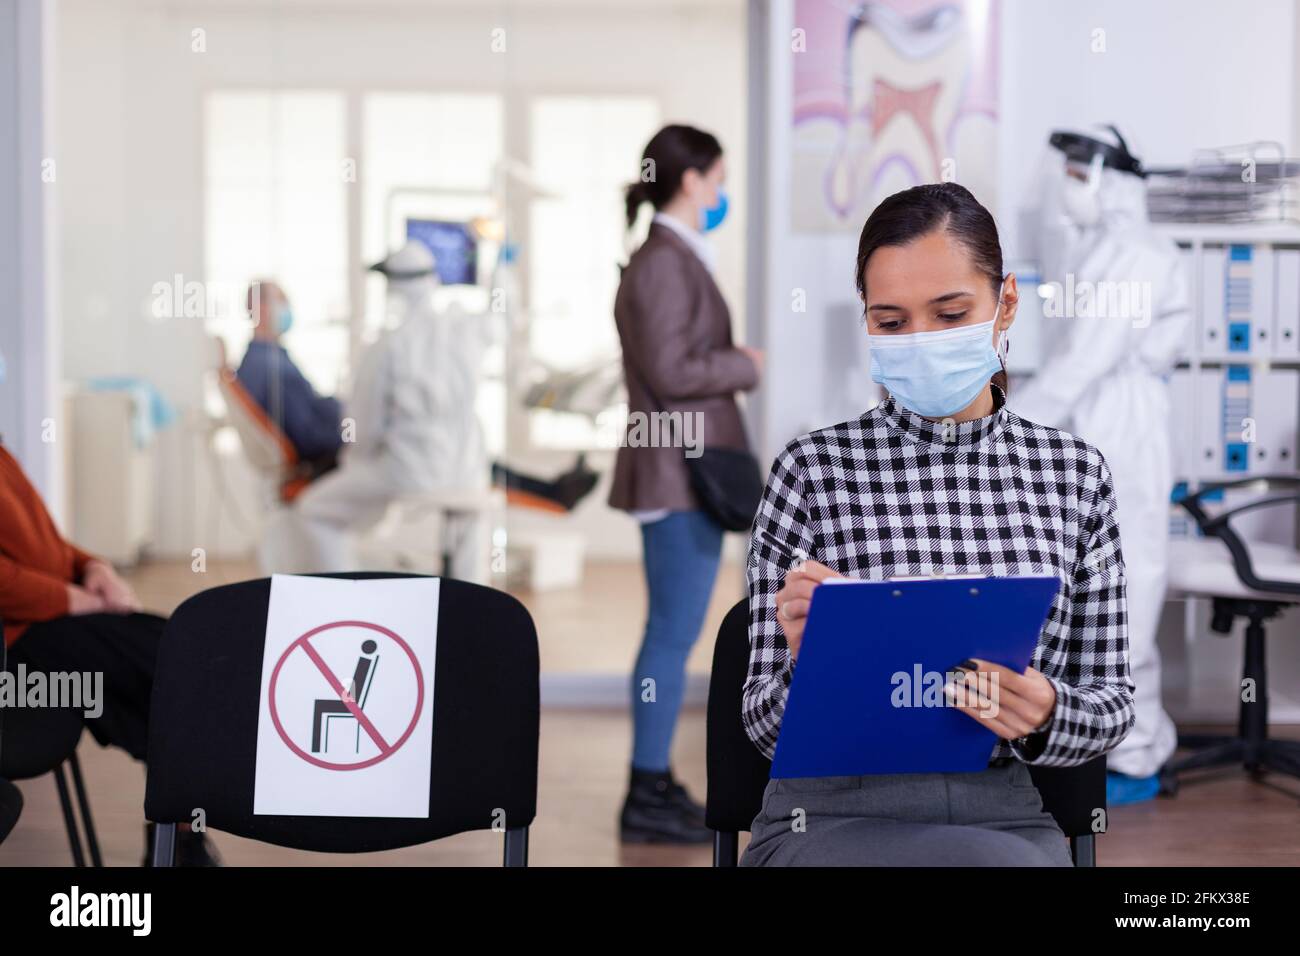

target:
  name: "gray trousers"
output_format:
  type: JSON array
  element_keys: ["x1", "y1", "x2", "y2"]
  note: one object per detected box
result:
[{"x1": 740, "y1": 760, "x2": 1074, "y2": 867}]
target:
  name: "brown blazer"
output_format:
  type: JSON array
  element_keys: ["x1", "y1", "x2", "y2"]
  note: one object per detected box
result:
[{"x1": 608, "y1": 223, "x2": 759, "y2": 513}]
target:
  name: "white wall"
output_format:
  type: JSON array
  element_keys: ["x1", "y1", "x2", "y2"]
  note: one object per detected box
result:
[
  {"x1": 0, "y1": 0, "x2": 60, "y2": 511},
  {"x1": 56, "y1": 0, "x2": 746, "y2": 559}
]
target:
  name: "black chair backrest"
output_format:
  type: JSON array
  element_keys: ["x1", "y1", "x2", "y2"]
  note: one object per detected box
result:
[
  {"x1": 705, "y1": 600, "x2": 775, "y2": 833},
  {"x1": 705, "y1": 599, "x2": 1105, "y2": 838},
  {"x1": 144, "y1": 573, "x2": 539, "y2": 852}
]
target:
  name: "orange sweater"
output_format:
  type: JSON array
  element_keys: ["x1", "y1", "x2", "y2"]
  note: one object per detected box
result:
[{"x1": 0, "y1": 446, "x2": 97, "y2": 646}]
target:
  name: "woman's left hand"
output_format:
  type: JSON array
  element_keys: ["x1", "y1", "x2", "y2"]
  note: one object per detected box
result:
[{"x1": 943, "y1": 659, "x2": 1056, "y2": 740}]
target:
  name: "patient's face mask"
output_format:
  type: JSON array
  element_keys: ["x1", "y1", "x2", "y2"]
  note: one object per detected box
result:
[
  {"x1": 275, "y1": 304, "x2": 294, "y2": 335},
  {"x1": 867, "y1": 283, "x2": 1007, "y2": 418}
]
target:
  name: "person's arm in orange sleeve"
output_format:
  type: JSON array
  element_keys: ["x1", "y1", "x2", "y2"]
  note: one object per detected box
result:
[
  {"x1": 0, "y1": 553, "x2": 72, "y2": 623},
  {"x1": 69, "y1": 543, "x2": 98, "y2": 582}
]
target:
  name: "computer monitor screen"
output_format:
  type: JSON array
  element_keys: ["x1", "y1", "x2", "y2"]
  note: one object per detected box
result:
[{"x1": 405, "y1": 219, "x2": 478, "y2": 286}]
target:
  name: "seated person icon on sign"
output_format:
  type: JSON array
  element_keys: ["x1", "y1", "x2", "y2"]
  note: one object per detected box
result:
[{"x1": 311, "y1": 640, "x2": 379, "y2": 755}]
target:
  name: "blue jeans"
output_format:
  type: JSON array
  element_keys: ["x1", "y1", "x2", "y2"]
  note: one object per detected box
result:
[{"x1": 631, "y1": 510, "x2": 724, "y2": 772}]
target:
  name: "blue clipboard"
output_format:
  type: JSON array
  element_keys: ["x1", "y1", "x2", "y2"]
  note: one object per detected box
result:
[{"x1": 770, "y1": 575, "x2": 1061, "y2": 778}]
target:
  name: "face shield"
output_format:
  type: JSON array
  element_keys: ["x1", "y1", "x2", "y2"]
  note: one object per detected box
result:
[
  {"x1": 1023, "y1": 145, "x2": 1078, "y2": 285},
  {"x1": 1061, "y1": 153, "x2": 1106, "y2": 228},
  {"x1": 1050, "y1": 126, "x2": 1146, "y2": 230},
  {"x1": 369, "y1": 240, "x2": 439, "y2": 324}
]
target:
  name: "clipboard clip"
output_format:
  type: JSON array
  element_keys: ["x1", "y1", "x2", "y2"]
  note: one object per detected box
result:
[{"x1": 888, "y1": 572, "x2": 985, "y2": 581}]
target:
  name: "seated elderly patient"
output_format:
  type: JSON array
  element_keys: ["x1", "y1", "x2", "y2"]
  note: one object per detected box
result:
[
  {"x1": 236, "y1": 279, "x2": 344, "y2": 479},
  {"x1": 0, "y1": 443, "x2": 216, "y2": 864},
  {"x1": 740, "y1": 183, "x2": 1134, "y2": 867}
]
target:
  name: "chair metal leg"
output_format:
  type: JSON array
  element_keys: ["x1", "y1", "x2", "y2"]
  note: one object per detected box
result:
[
  {"x1": 1166, "y1": 601, "x2": 1298, "y2": 791},
  {"x1": 713, "y1": 830, "x2": 740, "y2": 867},
  {"x1": 1165, "y1": 739, "x2": 1243, "y2": 775},
  {"x1": 53, "y1": 764, "x2": 86, "y2": 867},
  {"x1": 1259, "y1": 741, "x2": 1300, "y2": 779},
  {"x1": 151, "y1": 822, "x2": 177, "y2": 867},
  {"x1": 1070, "y1": 833, "x2": 1096, "y2": 868},
  {"x1": 67, "y1": 753, "x2": 102, "y2": 867},
  {"x1": 503, "y1": 826, "x2": 528, "y2": 867}
]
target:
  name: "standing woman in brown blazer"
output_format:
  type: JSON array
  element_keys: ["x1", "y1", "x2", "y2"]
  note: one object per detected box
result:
[{"x1": 610, "y1": 125, "x2": 763, "y2": 843}]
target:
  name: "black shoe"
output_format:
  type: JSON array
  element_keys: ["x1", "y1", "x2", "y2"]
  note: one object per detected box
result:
[
  {"x1": 177, "y1": 829, "x2": 222, "y2": 867},
  {"x1": 143, "y1": 825, "x2": 223, "y2": 867},
  {"x1": 551, "y1": 454, "x2": 600, "y2": 511},
  {"x1": 659, "y1": 771, "x2": 706, "y2": 822},
  {"x1": 619, "y1": 768, "x2": 711, "y2": 845},
  {"x1": 492, "y1": 454, "x2": 599, "y2": 513}
]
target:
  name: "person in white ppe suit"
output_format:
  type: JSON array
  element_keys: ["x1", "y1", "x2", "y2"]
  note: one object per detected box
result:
[
  {"x1": 1014, "y1": 127, "x2": 1189, "y2": 803},
  {"x1": 287, "y1": 240, "x2": 491, "y2": 581}
]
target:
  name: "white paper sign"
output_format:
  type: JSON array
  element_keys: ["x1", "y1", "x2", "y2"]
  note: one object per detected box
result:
[{"x1": 253, "y1": 575, "x2": 439, "y2": 817}]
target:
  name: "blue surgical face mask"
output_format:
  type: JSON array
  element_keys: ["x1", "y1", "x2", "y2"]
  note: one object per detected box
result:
[
  {"x1": 867, "y1": 286, "x2": 1007, "y2": 418},
  {"x1": 275, "y1": 304, "x2": 294, "y2": 335},
  {"x1": 700, "y1": 188, "x2": 728, "y2": 232}
]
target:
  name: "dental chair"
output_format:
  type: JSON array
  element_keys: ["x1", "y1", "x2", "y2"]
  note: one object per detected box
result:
[
  {"x1": 216, "y1": 367, "x2": 310, "y2": 505},
  {"x1": 1162, "y1": 476, "x2": 1300, "y2": 792}
]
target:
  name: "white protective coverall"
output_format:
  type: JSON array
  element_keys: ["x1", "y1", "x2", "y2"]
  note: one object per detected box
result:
[
  {"x1": 1013, "y1": 158, "x2": 1190, "y2": 778},
  {"x1": 284, "y1": 241, "x2": 490, "y2": 580}
]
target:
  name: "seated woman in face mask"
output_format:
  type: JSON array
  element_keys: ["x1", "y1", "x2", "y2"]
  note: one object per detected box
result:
[{"x1": 741, "y1": 182, "x2": 1134, "y2": 867}]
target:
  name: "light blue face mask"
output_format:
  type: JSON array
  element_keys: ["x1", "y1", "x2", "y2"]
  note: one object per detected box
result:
[
  {"x1": 867, "y1": 287, "x2": 1007, "y2": 418},
  {"x1": 700, "y1": 189, "x2": 728, "y2": 232},
  {"x1": 276, "y1": 304, "x2": 294, "y2": 335}
]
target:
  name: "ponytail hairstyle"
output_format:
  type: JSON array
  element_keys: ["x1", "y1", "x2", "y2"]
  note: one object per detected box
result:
[
  {"x1": 854, "y1": 182, "x2": 1009, "y2": 394},
  {"x1": 624, "y1": 124, "x2": 724, "y2": 230}
]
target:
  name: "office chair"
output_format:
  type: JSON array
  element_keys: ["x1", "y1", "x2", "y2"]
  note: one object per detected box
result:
[
  {"x1": 706, "y1": 599, "x2": 1107, "y2": 867},
  {"x1": 0, "y1": 626, "x2": 102, "y2": 865},
  {"x1": 1163, "y1": 476, "x2": 1300, "y2": 792},
  {"x1": 145, "y1": 572, "x2": 539, "y2": 866}
]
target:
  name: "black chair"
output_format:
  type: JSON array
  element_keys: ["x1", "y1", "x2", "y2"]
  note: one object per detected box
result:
[
  {"x1": 1163, "y1": 477, "x2": 1300, "y2": 791},
  {"x1": 0, "y1": 624, "x2": 102, "y2": 866},
  {"x1": 706, "y1": 599, "x2": 1106, "y2": 867},
  {"x1": 145, "y1": 573, "x2": 539, "y2": 866}
]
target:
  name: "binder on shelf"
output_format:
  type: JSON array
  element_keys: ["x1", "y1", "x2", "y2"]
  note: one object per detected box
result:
[
  {"x1": 1221, "y1": 244, "x2": 1269, "y2": 354},
  {"x1": 1249, "y1": 245, "x2": 1274, "y2": 353},
  {"x1": 1168, "y1": 367, "x2": 1200, "y2": 483},
  {"x1": 1196, "y1": 365, "x2": 1253, "y2": 474},
  {"x1": 1200, "y1": 244, "x2": 1227, "y2": 354},
  {"x1": 1258, "y1": 367, "x2": 1299, "y2": 472},
  {"x1": 1274, "y1": 248, "x2": 1300, "y2": 358}
]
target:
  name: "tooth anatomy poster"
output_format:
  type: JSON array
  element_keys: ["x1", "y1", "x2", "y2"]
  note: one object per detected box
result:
[{"x1": 791, "y1": 0, "x2": 999, "y2": 233}]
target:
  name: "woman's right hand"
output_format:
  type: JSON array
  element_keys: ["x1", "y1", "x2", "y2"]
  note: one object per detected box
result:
[
  {"x1": 66, "y1": 583, "x2": 107, "y2": 616},
  {"x1": 774, "y1": 560, "x2": 841, "y2": 660}
]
